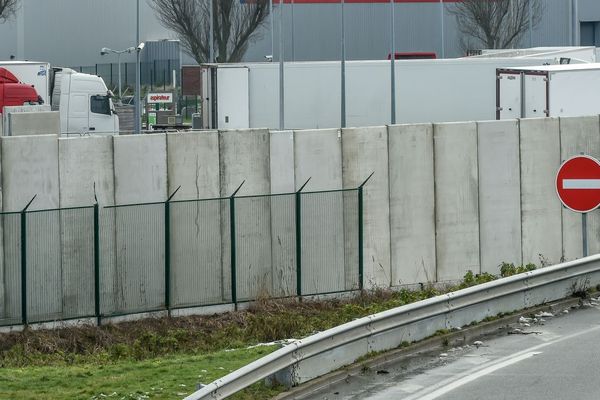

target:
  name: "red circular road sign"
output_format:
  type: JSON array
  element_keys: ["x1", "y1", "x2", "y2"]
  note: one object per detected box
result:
[{"x1": 556, "y1": 155, "x2": 600, "y2": 213}]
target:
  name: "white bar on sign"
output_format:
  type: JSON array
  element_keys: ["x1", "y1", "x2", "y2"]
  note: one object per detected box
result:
[{"x1": 563, "y1": 179, "x2": 600, "y2": 189}]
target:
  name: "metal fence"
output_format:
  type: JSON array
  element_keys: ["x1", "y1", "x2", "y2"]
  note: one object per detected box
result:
[
  {"x1": 74, "y1": 60, "x2": 181, "y2": 96},
  {"x1": 0, "y1": 186, "x2": 364, "y2": 327}
]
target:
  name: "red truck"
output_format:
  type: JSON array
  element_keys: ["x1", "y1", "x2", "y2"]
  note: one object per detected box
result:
[{"x1": 0, "y1": 67, "x2": 43, "y2": 112}]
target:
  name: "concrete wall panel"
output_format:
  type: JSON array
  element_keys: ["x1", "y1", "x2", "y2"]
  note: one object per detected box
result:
[
  {"x1": 559, "y1": 116, "x2": 600, "y2": 260},
  {"x1": 388, "y1": 124, "x2": 436, "y2": 285},
  {"x1": 342, "y1": 126, "x2": 391, "y2": 288},
  {"x1": 113, "y1": 134, "x2": 167, "y2": 204},
  {"x1": 58, "y1": 136, "x2": 114, "y2": 318},
  {"x1": 219, "y1": 129, "x2": 272, "y2": 300},
  {"x1": 270, "y1": 130, "x2": 295, "y2": 194},
  {"x1": 7, "y1": 111, "x2": 60, "y2": 136},
  {"x1": 59, "y1": 136, "x2": 115, "y2": 207},
  {"x1": 1, "y1": 135, "x2": 60, "y2": 321},
  {"x1": 477, "y1": 120, "x2": 522, "y2": 274},
  {"x1": 294, "y1": 129, "x2": 345, "y2": 294},
  {"x1": 270, "y1": 130, "x2": 296, "y2": 296},
  {"x1": 434, "y1": 122, "x2": 480, "y2": 281},
  {"x1": 112, "y1": 134, "x2": 167, "y2": 313},
  {"x1": 520, "y1": 118, "x2": 562, "y2": 266},
  {"x1": 167, "y1": 131, "x2": 223, "y2": 307}
]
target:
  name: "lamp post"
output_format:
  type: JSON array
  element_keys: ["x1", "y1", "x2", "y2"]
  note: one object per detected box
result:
[
  {"x1": 135, "y1": 0, "x2": 141, "y2": 134},
  {"x1": 135, "y1": 42, "x2": 145, "y2": 135},
  {"x1": 100, "y1": 47, "x2": 135, "y2": 99}
]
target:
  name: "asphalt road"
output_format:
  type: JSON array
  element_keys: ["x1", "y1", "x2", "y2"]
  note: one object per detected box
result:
[{"x1": 300, "y1": 299, "x2": 600, "y2": 400}]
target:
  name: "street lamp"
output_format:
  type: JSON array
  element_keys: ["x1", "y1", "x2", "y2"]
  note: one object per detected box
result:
[
  {"x1": 135, "y1": 42, "x2": 145, "y2": 135},
  {"x1": 100, "y1": 47, "x2": 135, "y2": 99}
]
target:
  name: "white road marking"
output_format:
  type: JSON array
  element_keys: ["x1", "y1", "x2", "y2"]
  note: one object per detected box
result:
[
  {"x1": 563, "y1": 179, "x2": 600, "y2": 189},
  {"x1": 412, "y1": 352, "x2": 541, "y2": 400},
  {"x1": 399, "y1": 324, "x2": 600, "y2": 400}
]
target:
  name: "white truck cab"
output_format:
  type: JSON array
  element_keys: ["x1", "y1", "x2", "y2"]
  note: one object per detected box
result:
[{"x1": 51, "y1": 68, "x2": 119, "y2": 136}]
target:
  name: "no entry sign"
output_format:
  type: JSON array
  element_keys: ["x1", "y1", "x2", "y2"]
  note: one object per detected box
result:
[{"x1": 555, "y1": 155, "x2": 600, "y2": 213}]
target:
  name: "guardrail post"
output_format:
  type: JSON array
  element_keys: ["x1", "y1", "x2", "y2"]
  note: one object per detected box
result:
[
  {"x1": 165, "y1": 186, "x2": 181, "y2": 317},
  {"x1": 20, "y1": 195, "x2": 36, "y2": 326},
  {"x1": 93, "y1": 202, "x2": 101, "y2": 326},
  {"x1": 229, "y1": 181, "x2": 245, "y2": 311},
  {"x1": 295, "y1": 178, "x2": 311, "y2": 299},
  {"x1": 357, "y1": 173, "x2": 374, "y2": 291}
]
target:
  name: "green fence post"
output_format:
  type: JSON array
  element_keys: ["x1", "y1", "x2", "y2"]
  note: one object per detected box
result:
[
  {"x1": 20, "y1": 195, "x2": 36, "y2": 326},
  {"x1": 357, "y1": 173, "x2": 374, "y2": 292},
  {"x1": 295, "y1": 178, "x2": 311, "y2": 299},
  {"x1": 229, "y1": 181, "x2": 245, "y2": 311},
  {"x1": 165, "y1": 186, "x2": 181, "y2": 317},
  {"x1": 357, "y1": 187, "x2": 364, "y2": 291},
  {"x1": 94, "y1": 202, "x2": 101, "y2": 326}
]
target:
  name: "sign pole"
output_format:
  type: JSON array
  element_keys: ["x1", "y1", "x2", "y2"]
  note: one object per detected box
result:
[{"x1": 583, "y1": 212, "x2": 588, "y2": 257}]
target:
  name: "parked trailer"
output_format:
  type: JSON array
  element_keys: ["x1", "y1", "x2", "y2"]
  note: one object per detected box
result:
[
  {"x1": 497, "y1": 63, "x2": 600, "y2": 120},
  {"x1": 200, "y1": 57, "x2": 558, "y2": 130}
]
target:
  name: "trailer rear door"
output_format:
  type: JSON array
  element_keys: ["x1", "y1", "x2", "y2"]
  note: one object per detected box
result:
[
  {"x1": 524, "y1": 72, "x2": 548, "y2": 118},
  {"x1": 216, "y1": 67, "x2": 249, "y2": 129},
  {"x1": 497, "y1": 71, "x2": 522, "y2": 119}
]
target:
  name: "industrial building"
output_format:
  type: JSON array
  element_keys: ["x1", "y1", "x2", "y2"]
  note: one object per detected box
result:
[{"x1": 1, "y1": 0, "x2": 600, "y2": 69}]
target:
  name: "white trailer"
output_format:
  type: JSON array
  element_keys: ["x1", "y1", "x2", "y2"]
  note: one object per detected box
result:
[
  {"x1": 201, "y1": 57, "x2": 559, "y2": 130},
  {"x1": 497, "y1": 63, "x2": 600, "y2": 120},
  {"x1": 0, "y1": 61, "x2": 50, "y2": 104}
]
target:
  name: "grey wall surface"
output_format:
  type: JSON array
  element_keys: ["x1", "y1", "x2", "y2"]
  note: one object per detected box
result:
[
  {"x1": 342, "y1": 126, "x2": 391, "y2": 287},
  {"x1": 294, "y1": 129, "x2": 345, "y2": 294},
  {"x1": 269, "y1": 131, "x2": 296, "y2": 296},
  {"x1": 1, "y1": 135, "x2": 61, "y2": 321},
  {"x1": 58, "y1": 136, "x2": 114, "y2": 318},
  {"x1": 433, "y1": 122, "x2": 480, "y2": 281},
  {"x1": 219, "y1": 129, "x2": 272, "y2": 300},
  {"x1": 166, "y1": 131, "x2": 222, "y2": 307},
  {"x1": 5, "y1": 112, "x2": 60, "y2": 137},
  {"x1": 388, "y1": 124, "x2": 436, "y2": 285},
  {"x1": 4, "y1": 114, "x2": 600, "y2": 325},
  {"x1": 520, "y1": 118, "x2": 563, "y2": 266},
  {"x1": 477, "y1": 120, "x2": 522, "y2": 275},
  {"x1": 1, "y1": 1, "x2": 594, "y2": 67},
  {"x1": 112, "y1": 134, "x2": 168, "y2": 313}
]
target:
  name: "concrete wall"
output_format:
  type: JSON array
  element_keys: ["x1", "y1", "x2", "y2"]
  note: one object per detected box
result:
[
  {"x1": 559, "y1": 116, "x2": 600, "y2": 259},
  {"x1": 477, "y1": 120, "x2": 522, "y2": 275},
  {"x1": 434, "y1": 122, "x2": 480, "y2": 281},
  {"x1": 342, "y1": 126, "x2": 391, "y2": 288},
  {"x1": 294, "y1": 129, "x2": 345, "y2": 294},
  {"x1": 269, "y1": 130, "x2": 296, "y2": 296},
  {"x1": 219, "y1": 129, "x2": 272, "y2": 301},
  {"x1": 58, "y1": 136, "x2": 114, "y2": 318},
  {"x1": 520, "y1": 118, "x2": 563, "y2": 266},
  {"x1": 4, "y1": 115, "x2": 600, "y2": 325},
  {"x1": 112, "y1": 134, "x2": 167, "y2": 313},
  {"x1": 167, "y1": 131, "x2": 222, "y2": 307},
  {"x1": 5, "y1": 111, "x2": 60, "y2": 137},
  {"x1": 388, "y1": 124, "x2": 436, "y2": 285},
  {"x1": 1, "y1": 135, "x2": 60, "y2": 322}
]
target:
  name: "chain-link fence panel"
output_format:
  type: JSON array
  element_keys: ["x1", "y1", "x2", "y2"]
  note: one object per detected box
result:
[
  {"x1": 170, "y1": 198, "x2": 230, "y2": 308},
  {"x1": 0, "y1": 213, "x2": 22, "y2": 326}
]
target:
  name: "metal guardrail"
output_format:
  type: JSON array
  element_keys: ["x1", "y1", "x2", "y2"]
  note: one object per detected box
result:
[{"x1": 185, "y1": 254, "x2": 600, "y2": 400}]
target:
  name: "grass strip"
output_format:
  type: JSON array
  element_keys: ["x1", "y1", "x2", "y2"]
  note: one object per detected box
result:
[{"x1": 0, "y1": 345, "x2": 280, "y2": 400}]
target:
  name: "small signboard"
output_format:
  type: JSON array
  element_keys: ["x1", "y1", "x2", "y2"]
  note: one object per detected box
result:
[
  {"x1": 147, "y1": 92, "x2": 173, "y2": 104},
  {"x1": 555, "y1": 155, "x2": 600, "y2": 213}
]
